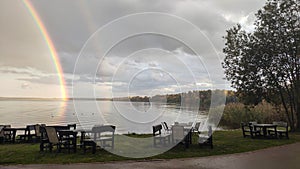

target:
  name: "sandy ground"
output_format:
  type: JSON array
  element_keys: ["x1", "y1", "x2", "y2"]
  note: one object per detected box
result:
[{"x1": 1, "y1": 142, "x2": 300, "y2": 169}]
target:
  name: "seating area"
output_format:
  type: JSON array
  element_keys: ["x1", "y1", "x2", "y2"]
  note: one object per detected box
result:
[
  {"x1": 1, "y1": 121, "x2": 215, "y2": 155},
  {"x1": 1, "y1": 119, "x2": 292, "y2": 158},
  {"x1": 3, "y1": 120, "x2": 291, "y2": 155},
  {"x1": 152, "y1": 124, "x2": 171, "y2": 147},
  {"x1": 241, "y1": 121, "x2": 289, "y2": 139},
  {"x1": 153, "y1": 122, "x2": 213, "y2": 149},
  {"x1": 39, "y1": 124, "x2": 116, "y2": 154},
  {"x1": 0, "y1": 124, "x2": 81, "y2": 153},
  {"x1": 81, "y1": 125, "x2": 116, "y2": 153},
  {"x1": 0, "y1": 123, "x2": 117, "y2": 154}
]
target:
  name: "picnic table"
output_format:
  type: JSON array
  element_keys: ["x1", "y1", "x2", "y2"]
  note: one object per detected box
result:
[
  {"x1": 3, "y1": 127, "x2": 27, "y2": 143},
  {"x1": 253, "y1": 124, "x2": 277, "y2": 138}
]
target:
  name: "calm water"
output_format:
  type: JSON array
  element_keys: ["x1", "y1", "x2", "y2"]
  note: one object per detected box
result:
[{"x1": 0, "y1": 100, "x2": 207, "y2": 134}]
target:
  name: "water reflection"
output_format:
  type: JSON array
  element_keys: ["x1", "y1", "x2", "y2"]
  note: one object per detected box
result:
[{"x1": 0, "y1": 100, "x2": 207, "y2": 134}]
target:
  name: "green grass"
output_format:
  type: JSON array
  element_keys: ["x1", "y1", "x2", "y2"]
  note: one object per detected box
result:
[{"x1": 0, "y1": 130, "x2": 300, "y2": 165}]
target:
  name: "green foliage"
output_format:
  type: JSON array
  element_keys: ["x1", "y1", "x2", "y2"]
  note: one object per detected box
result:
[
  {"x1": 130, "y1": 96, "x2": 150, "y2": 102},
  {"x1": 223, "y1": 0, "x2": 300, "y2": 130},
  {"x1": 153, "y1": 90, "x2": 237, "y2": 111},
  {"x1": 220, "y1": 102, "x2": 286, "y2": 129}
]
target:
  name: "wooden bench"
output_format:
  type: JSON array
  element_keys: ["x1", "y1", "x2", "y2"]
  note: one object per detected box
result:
[
  {"x1": 152, "y1": 124, "x2": 171, "y2": 147},
  {"x1": 241, "y1": 122, "x2": 261, "y2": 138},
  {"x1": 82, "y1": 125, "x2": 116, "y2": 153},
  {"x1": 18, "y1": 125, "x2": 40, "y2": 143},
  {"x1": 268, "y1": 121, "x2": 289, "y2": 139},
  {"x1": 241, "y1": 122, "x2": 251, "y2": 138}
]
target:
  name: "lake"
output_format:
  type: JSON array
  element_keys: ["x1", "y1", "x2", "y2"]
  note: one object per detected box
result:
[{"x1": 0, "y1": 99, "x2": 207, "y2": 134}]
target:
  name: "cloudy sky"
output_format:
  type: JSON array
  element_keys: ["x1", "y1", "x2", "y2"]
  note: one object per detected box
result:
[{"x1": 0, "y1": 0, "x2": 266, "y2": 98}]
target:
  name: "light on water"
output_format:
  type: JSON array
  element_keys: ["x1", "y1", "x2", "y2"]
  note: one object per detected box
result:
[{"x1": 0, "y1": 99, "x2": 207, "y2": 134}]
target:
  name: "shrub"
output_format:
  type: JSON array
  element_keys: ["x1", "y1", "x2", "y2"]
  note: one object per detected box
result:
[{"x1": 219, "y1": 102, "x2": 286, "y2": 129}]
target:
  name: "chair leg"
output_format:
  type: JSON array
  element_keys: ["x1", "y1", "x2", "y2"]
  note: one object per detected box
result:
[
  {"x1": 49, "y1": 143, "x2": 53, "y2": 152},
  {"x1": 40, "y1": 142, "x2": 44, "y2": 151},
  {"x1": 57, "y1": 144, "x2": 61, "y2": 153},
  {"x1": 83, "y1": 141, "x2": 97, "y2": 154},
  {"x1": 92, "y1": 142, "x2": 96, "y2": 154}
]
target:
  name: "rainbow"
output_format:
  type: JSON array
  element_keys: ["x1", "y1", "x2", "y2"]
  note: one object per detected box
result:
[{"x1": 22, "y1": 0, "x2": 67, "y2": 100}]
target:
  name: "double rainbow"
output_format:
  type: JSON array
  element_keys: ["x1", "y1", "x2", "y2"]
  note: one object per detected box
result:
[{"x1": 23, "y1": 0, "x2": 67, "y2": 100}]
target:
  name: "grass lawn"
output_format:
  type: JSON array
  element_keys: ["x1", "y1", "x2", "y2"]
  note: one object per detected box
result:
[{"x1": 0, "y1": 130, "x2": 299, "y2": 165}]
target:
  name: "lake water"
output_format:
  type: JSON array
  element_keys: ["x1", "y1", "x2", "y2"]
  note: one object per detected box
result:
[{"x1": 0, "y1": 100, "x2": 207, "y2": 134}]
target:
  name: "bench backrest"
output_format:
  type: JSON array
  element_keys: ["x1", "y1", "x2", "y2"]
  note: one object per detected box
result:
[
  {"x1": 45, "y1": 127, "x2": 59, "y2": 144},
  {"x1": 91, "y1": 125, "x2": 116, "y2": 142},
  {"x1": 152, "y1": 124, "x2": 162, "y2": 136},
  {"x1": 26, "y1": 125, "x2": 36, "y2": 135},
  {"x1": 34, "y1": 124, "x2": 41, "y2": 137},
  {"x1": 92, "y1": 125, "x2": 116, "y2": 133},
  {"x1": 273, "y1": 121, "x2": 288, "y2": 128},
  {"x1": 161, "y1": 122, "x2": 169, "y2": 131},
  {"x1": 67, "y1": 124, "x2": 77, "y2": 130},
  {"x1": 194, "y1": 122, "x2": 201, "y2": 131},
  {"x1": 0, "y1": 126, "x2": 3, "y2": 137},
  {"x1": 248, "y1": 121, "x2": 258, "y2": 126}
]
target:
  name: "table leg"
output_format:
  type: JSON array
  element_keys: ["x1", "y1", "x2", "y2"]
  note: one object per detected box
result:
[
  {"x1": 263, "y1": 127, "x2": 267, "y2": 137},
  {"x1": 185, "y1": 133, "x2": 190, "y2": 148},
  {"x1": 12, "y1": 130, "x2": 16, "y2": 143},
  {"x1": 74, "y1": 133, "x2": 77, "y2": 153},
  {"x1": 80, "y1": 131, "x2": 86, "y2": 148}
]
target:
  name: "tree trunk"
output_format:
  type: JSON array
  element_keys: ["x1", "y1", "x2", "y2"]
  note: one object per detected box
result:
[
  {"x1": 294, "y1": 79, "x2": 300, "y2": 132},
  {"x1": 278, "y1": 87, "x2": 294, "y2": 131},
  {"x1": 296, "y1": 92, "x2": 300, "y2": 132},
  {"x1": 296, "y1": 106, "x2": 300, "y2": 132}
]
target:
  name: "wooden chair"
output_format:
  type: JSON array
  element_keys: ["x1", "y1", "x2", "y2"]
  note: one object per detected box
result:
[
  {"x1": 153, "y1": 124, "x2": 171, "y2": 147},
  {"x1": 34, "y1": 124, "x2": 43, "y2": 142},
  {"x1": 82, "y1": 125, "x2": 116, "y2": 153},
  {"x1": 171, "y1": 125, "x2": 185, "y2": 145},
  {"x1": 82, "y1": 138, "x2": 96, "y2": 154},
  {"x1": 192, "y1": 122, "x2": 201, "y2": 135},
  {"x1": 41, "y1": 127, "x2": 62, "y2": 152},
  {"x1": 0, "y1": 125, "x2": 4, "y2": 143},
  {"x1": 18, "y1": 125, "x2": 37, "y2": 143},
  {"x1": 241, "y1": 122, "x2": 251, "y2": 138},
  {"x1": 39, "y1": 124, "x2": 47, "y2": 141},
  {"x1": 39, "y1": 126, "x2": 47, "y2": 151},
  {"x1": 1, "y1": 125, "x2": 13, "y2": 143},
  {"x1": 58, "y1": 130, "x2": 77, "y2": 153},
  {"x1": 248, "y1": 121, "x2": 261, "y2": 138},
  {"x1": 94, "y1": 125, "x2": 115, "y2": 149},
  {"x1": 269, "y1": 121, "x2": 289, "y2": 139},
  {"x1": 198, "y1": 125, "x2": 213, "y2": 149},
  {"x1": 161, "y1": 122, "x2": 172, "y2": 134}
]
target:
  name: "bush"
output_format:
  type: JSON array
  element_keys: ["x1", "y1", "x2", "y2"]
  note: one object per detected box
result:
[{"x1": 219, "y1": 102, "x2": 286, "y2": 129}]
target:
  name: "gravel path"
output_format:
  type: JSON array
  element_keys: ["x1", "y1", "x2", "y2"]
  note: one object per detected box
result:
[{"x1": 1, "y1": 143, "x2": 300, "y2": 169}]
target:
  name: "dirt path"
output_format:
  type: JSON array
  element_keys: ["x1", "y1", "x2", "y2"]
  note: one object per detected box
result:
[{"x1": 1, "y1": 143, "x2": 300, "y2": 169}]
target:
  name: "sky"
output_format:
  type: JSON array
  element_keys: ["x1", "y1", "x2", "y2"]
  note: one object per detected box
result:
[{"x1": 0, "y1": 0, "x2": 266, "y2": 98}]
